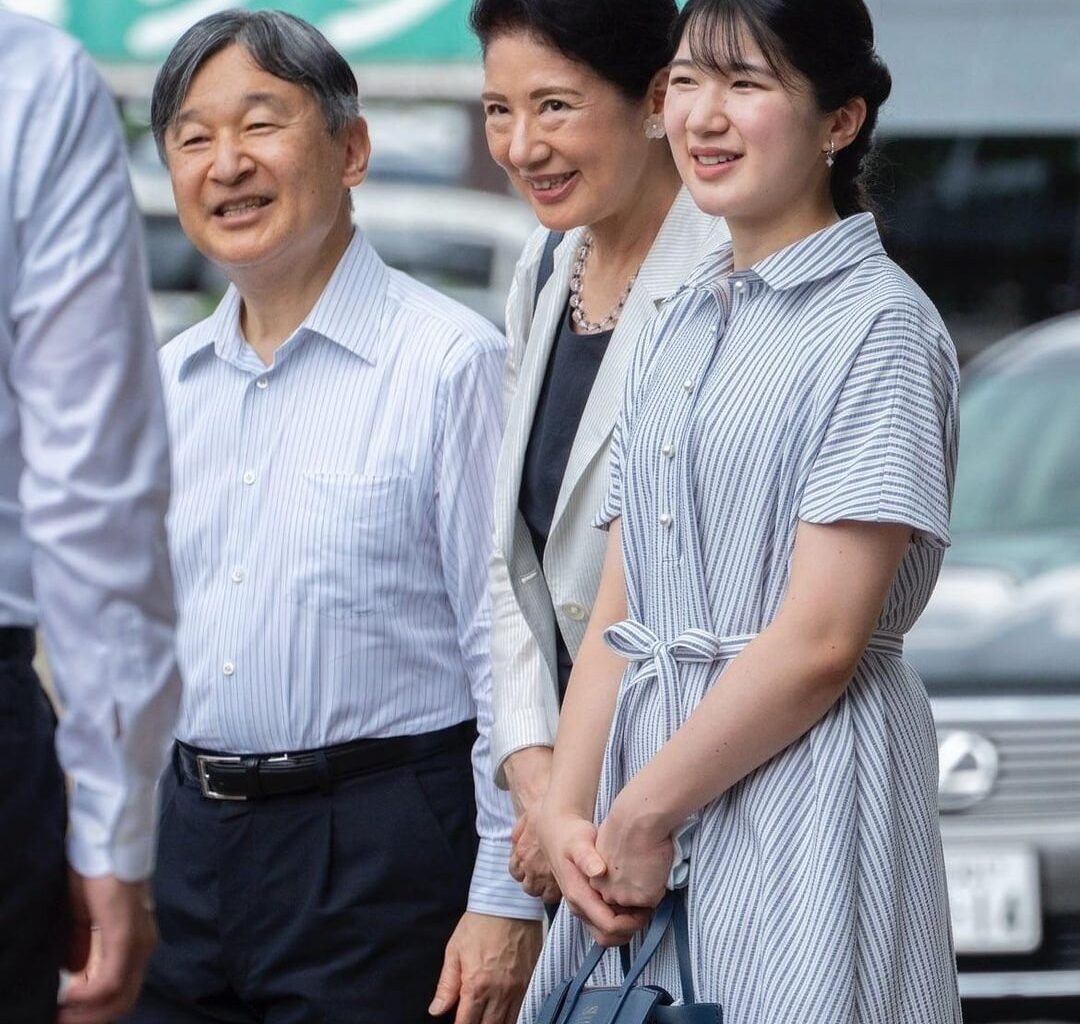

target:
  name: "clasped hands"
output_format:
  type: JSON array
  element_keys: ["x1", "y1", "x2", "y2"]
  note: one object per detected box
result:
[
  {"x1": 533, "y1": 798, "x2": 673, "y2": 947},
  {"x1": 505, "y1": 748, "x2": 673, "y2": 945}
]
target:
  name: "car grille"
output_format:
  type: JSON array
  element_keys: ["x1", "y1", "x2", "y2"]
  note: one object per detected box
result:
[
  {"x1": 960, "y1": 913, "x2": 1080, "y2": 972},
  {"x1": 935, "y1": 715, "x2": 1080, "y2": 821}
]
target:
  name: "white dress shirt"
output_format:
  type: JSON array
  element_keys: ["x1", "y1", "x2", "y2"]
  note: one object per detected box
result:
[
  {"x1": 160, "y1": 230, "x2": 540, "y2": 919},
  {"x1": 0, "y1": 11, "x2": 180, "y2": 881}
]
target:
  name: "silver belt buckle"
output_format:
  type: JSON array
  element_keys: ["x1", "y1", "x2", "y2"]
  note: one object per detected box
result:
[{"x1": 195, "y1": 754, "x2": 247, "y2": 800}]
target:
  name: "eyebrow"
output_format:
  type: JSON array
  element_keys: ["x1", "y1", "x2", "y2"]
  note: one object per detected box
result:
[
  {"x1": 670, "y1": 57, "x2": 776, "y2": 77},
  {"x1": 480, "y1": 86, "x2": 585, "y2": 102},
  {"x1": 171, "y1": 91, "x2": 291, "y2": 130}
]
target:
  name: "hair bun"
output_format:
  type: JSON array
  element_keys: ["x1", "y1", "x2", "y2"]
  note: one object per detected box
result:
[{"x1": 863, "y1": 53, "x2": 892, "y2": 107}]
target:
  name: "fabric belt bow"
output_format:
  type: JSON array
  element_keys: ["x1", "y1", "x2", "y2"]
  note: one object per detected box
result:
[{"x1": 599, "y1": 618, "x2": 903, "y2": 887}]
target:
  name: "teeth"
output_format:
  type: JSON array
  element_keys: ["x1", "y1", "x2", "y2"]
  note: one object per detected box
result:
[
  {"x1": 531, "y1": 174, "x2": 573, "y2": 192},
  {"x1": 697, "y1": 155, "x2": 737, "y2": 166},
  {"x1": 220, "y1": 198, "x2": 268, "y2": 216}
]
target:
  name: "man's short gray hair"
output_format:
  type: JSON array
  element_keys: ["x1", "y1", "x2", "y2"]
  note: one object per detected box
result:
[{"x1": 150, "y1": 9, "x2": 360, "y2": 161}]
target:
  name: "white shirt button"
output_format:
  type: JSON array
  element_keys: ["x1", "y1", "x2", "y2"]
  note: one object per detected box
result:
[
  {"x1": 564, "y1": 602, "x2": 587, "y2": 621},
  {"x1": 222, "y1": 660, "x2": 236, "y2": 677},
  {"x1": 255, "y1": 376, "x2": 269, "y2": 390},
  {"x1": 682, "y1": 378, "x2": 694, "y2": 392},
  {"x1": 659, "y1": 512, "x2": 673, "y2": 528},
  {"x1": 242, "y1": 470, "x2": 256, "y2": 485},
  {"x1": 734, "y1": 279, "x2": 745, "y2": 291},
  {"x1": 662, "y1": 443, "x2": 675, "y2": 458},
  {"x1": 230, "y1": 567, "x2": 246, "y2": 583}
]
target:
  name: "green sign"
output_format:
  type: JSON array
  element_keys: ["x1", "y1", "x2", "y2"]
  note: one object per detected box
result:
[{"x1": 61, "y1": 0, "x2": 480, "y2": 63}]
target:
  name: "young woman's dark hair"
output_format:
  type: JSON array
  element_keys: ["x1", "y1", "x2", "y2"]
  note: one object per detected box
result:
[
  {"x1": 469, "y1": 0, "x2": 678, "y2": 100},
  {"x1": 674, "y1": 0, "x2": 892, "y2": 216}
]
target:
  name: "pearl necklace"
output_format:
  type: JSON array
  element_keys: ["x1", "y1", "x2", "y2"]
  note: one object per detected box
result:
[{"x1": 568, "y1": 233, "x2": 639, "y2": 335}]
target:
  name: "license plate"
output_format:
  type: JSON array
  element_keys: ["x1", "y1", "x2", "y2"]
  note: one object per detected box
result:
[{"x1": 944, "y1": 844, "x2": 1041, "y2": 954}]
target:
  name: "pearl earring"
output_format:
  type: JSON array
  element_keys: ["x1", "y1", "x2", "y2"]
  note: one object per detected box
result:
[
  {"x1": 643, "y1": 114, "x2": 666, "y2": 140},
  {"x1": 825, "y1": 138, "x2": 836, "y2": 168}
]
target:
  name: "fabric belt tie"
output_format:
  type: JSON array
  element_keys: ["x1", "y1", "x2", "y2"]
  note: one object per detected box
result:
[{"x1": 600, "y1": 619, "x2": 904, "y2": 887}]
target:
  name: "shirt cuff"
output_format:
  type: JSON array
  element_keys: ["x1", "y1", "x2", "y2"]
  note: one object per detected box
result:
[
  {"x1": 66, "y1": 777, "x2": 159, "y2": 881},
  {"x1": 492, "y1": 707, "x2": 556, "y2": 790},
  {"x1": 468, "y1": 838, "x2": 544, "y2": 921}
]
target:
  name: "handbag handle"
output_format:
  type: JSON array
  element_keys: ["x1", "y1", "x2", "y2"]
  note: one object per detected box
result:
[
  {"x1": 554, "y1": 890, "x2": 695, "y2": 1024},
  {"x1": 606, "y1": 890, "x2": 695, "y2": 1021}
]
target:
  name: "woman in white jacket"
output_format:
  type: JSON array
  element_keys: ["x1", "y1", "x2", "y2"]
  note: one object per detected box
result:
[{"x1": 471, "y1": 0, "x2": 727, "y2": 904}]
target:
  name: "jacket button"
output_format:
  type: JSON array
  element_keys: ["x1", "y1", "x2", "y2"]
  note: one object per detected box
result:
[{"x1": 564, "y1": 603, "x2": 587, "y2": 621}]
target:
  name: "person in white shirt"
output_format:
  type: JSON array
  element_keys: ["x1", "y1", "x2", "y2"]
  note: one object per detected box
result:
[
  {"x1": 0, "y1": 10, "x2": 181, "y2": 1024},
  {"x1": 123, "y1": 10, "x2": 542, "y2": 1024}
]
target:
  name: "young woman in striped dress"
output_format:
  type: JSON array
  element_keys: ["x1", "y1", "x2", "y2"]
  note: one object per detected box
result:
[{"x1": 521, "y1": 0, "x2": 963, "y2": 1021}]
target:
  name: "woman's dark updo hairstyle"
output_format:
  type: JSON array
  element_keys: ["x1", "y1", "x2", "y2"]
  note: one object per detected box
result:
[
  {"x1": 469, "y1": 0, "x2": 679, "y2": 101},
  {"x1": 674, "y1": 0, "x2": 892, "y2": 216}
]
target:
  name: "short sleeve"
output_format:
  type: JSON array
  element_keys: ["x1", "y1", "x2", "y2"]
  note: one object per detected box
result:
[
  {"x1": 798, "y1": 305, "x2": 959, "y2": 549},
  {"x1": 593, "y1": 409, "x2": 626, "y2": 530},
  {"x1": 591, "y1": 296, "x2": 666, "y2": 531}
]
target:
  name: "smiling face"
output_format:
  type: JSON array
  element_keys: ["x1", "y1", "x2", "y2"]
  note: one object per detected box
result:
[
  {"x1": 481, "y1": 31, "x2": 661, "y2": 233},
  {"x1": 664, "y1": 24, "x2": 835, "y2": 239},
  {"x1": 164, "y1": 44, "x2": 369, "y2": 283}
]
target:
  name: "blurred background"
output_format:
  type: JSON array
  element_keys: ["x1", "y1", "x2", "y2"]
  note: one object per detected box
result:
[
  {"x1": 5, "y1": 0, "x2": 1078, "y2": 353},
  {"x1": 3, "y1": 0, "x2": 1078, "y2": 1021}
]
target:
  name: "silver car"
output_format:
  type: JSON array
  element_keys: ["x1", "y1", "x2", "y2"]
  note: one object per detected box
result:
[{"x1": 907, "y1": 312, "x2": 1080, "y2": 1019}]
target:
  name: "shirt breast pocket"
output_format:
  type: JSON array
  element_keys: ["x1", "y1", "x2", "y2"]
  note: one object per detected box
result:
[{"x1": 289, "y1": 472, "x2": 412, "y2": 619}]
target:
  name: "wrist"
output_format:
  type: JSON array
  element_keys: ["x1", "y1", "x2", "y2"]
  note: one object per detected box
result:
[
  {"x1": 608, "y1": 781, "x2": 681, "y2": 841},
  {"x1": 504, "y1": 746, "x2": 553, "y2": 811}
]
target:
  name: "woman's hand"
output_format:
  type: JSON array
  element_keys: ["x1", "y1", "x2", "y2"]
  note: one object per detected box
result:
[
  {"x1": 591, "y1": 796, "x2": 672, "y2": 913},
  {"x1": 536, "y1": 807, "x2": 650, "y2": 947}
]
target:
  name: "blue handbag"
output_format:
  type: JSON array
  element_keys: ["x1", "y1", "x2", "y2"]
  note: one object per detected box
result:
[{"x1": 535, "y1": 889, "x2": 723, "y2": 1024}]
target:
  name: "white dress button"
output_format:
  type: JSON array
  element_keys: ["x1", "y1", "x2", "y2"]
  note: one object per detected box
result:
[
  {"x1": 242, "y1": 470, "x2": 256, "y2": 485},
  {"x1": 662, "y1": 443, "x2": 675, "y2": 458},
  {"x1": 682, "y1": 378, "x2": 694, "y2": 392},
  {"x1": 230, "y1": 568, "x2": 245, "y2": 583},
  {"x1": 564, "y1": 603, "x2": 587, "y2": 621},
  {"x1": 255, "y1": 376, "x2": 269, "y2": 390},
  {"x1": 659, "y1": 513, "x2": 673, "y2": 528},
  {"x1": 734, "y1": 280, "x2": 745, "y2": 291},
  {"x1": 222, "y1": 661, "x2": 236, "y2": 677}
]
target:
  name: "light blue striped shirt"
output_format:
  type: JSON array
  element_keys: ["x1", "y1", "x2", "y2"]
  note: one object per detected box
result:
[
  {"x1": 160, "y1": 230, "x2": 540, "y2": 919},
  {"x1": 0, "y1": 11, "x2": 179, "y2": 882}
]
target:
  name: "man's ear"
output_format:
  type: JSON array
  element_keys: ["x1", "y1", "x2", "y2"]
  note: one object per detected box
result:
[{"x1": 342, "y1": 116, "x2": 371, "y2": 189}]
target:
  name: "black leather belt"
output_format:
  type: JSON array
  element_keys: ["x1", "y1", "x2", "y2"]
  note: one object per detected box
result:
[
  {"x1": 0, "y1": 627, "x2": 34, "y2": 660},
  {"x1": 177, "y1": 719, "x2": 476, "y2": 801}
]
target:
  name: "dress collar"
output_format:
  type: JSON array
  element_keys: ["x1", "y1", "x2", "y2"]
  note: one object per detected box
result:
[{"x1": 680, "y1": 212, "x2": 886, "y2": 299}]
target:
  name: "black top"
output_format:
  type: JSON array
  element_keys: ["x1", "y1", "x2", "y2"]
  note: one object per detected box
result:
[{"x1": 518, "y1": 302, "x2": 613, "y2": 700}]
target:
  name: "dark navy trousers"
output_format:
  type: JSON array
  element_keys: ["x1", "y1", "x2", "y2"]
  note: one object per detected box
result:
[
  {"x1": 0, "y1": 636, "x2": 67, "y2": 1024},
  {"x1": 126, "y1": 734, "x2": 478, "y2": 1023}
]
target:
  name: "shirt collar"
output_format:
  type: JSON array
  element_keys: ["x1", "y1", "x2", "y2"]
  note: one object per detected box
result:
[
  {"x1": 679, "y1": 211, "x2": 885, "y2": 301},
  {"x1": 751, "y1": 212, "x2": 884, "y2": 291},
  {"x1": 178, "y1": 230, "x2": 388, "y2": 380}
]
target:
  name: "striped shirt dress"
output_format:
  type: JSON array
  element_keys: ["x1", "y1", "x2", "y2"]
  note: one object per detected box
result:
[{"x1": 519, "y1": 214, "x2": 964, "y2": 1023}]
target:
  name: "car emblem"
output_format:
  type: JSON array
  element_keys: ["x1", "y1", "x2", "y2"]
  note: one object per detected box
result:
[{"x1": 937, "y1": 730, "x2": 1000, "y2": 811}]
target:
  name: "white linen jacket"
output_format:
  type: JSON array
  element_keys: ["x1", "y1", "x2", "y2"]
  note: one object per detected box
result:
[{"x1": 489, "y1": 188, "x2": 728, "y2": 785}]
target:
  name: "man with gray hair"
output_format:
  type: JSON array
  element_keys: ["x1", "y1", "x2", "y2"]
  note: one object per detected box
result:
[{"x1": 124, "y1": 9, "x2": 542, "y2": 1024}]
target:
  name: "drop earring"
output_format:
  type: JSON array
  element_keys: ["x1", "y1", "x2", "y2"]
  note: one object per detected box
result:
[
  {"x1": 643, "y1": 114, "x2": 666, "y2": 140},
  {"x1": 825, "y1": 138, "x2": 836, "y2": 168}
]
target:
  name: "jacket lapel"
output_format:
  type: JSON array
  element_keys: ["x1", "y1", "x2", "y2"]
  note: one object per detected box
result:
[
  {"x1": 494, "y1": 227, "x2": 585, "y2": 553},
  {"x1": 549, "y1": 190, "x2": 728, "y2": 533}
]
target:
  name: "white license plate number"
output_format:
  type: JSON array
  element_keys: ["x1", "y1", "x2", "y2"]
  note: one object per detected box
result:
[{"x1": 944, "y1": 845, "x2": 1041, "y2": 954}]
